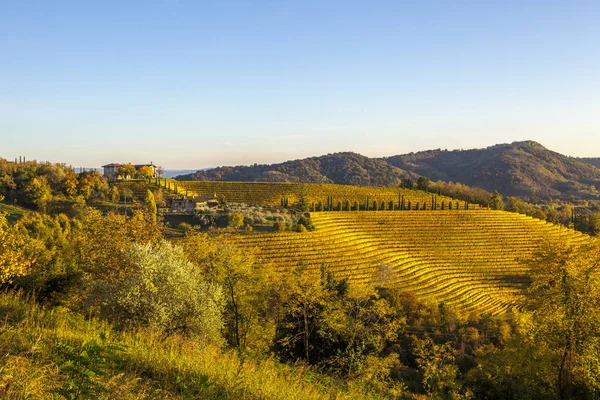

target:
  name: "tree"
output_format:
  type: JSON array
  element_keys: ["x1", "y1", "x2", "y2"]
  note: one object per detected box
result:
[
  {"x1": 92, "y1": 241, "x2": 224, "y2": 343},
  {"x1": 136, "y1": 165, "x2": 155, "y2": 179},
  {"x1": 110, "y1": 186, "x2": 119, "y2": 203},
  {"x1": 24, "y1": 177, "x2": 51, "y2": 210},
  {"x1": 182, "y1": 234, "x2": 274, "y2": 349},
  {"x1": 144, "y1": 189, "x2": 157, "y2": 222},
  {"x1": 417, "y1": 176, "x2": 430, "y2": 192},
  {"x1": 156, "y1": 166, "x2": 165, "y2": 178},
  {"x1": 0, "y1": 214, "x2": 31, "y2": 283},
  {"x1": 229, "y1": 212, "x2": 244, "y2": 229},
  {"x1": 488, "y1": 190, "x2": 504, "y2": 210},
  {"x1": 525, "y1": 242, "x2": 600, "y2": 399},
  {"x1": 413, "y1": 336, "x2": 460, "y2": 397},
  {"x1": 117, "y1": 164, "x2": 136, "y2": 180}
]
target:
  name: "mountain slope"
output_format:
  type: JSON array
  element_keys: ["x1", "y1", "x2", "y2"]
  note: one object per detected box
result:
[
  {"x1": 177, "y1": 152, "x2": 415, "y2": 186},
  {"x1": 177, "y1": 141, "x2": 600, "y2": 199},
  {"x1": 386, "y1": 141, "x2": 600, "y2": 198},
  {"x1": 580, "y1": 158, "x2": 600, "y2": 169}
]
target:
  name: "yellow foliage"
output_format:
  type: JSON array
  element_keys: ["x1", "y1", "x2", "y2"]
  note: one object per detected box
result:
[{"x1": 0, "y1": 214, "x2": 32, "y2": 283}]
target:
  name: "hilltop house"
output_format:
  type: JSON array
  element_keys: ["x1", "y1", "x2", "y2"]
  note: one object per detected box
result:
[
  {"x1": 102, "y1": 162, "x2": 157, "y2": 181},
  {"x1": 169, "y1": 196, "x2": 219, "y2": 212}
]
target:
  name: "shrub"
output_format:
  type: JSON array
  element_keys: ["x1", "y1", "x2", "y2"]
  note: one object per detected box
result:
[
  {"x1": 91, "y1": 241, "x2": 224, "y2": 344},
  {"x1": 272, "y1": 221, "x2": 286, "y2": 232}
]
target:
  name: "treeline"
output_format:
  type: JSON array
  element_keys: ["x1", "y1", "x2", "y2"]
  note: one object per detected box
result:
[
  {"x1": 2, "y1": 206, "x2": 600, "y2": 398},
  {"x1": 0, "y1": 158, "x2": 107, "y2": 215}
]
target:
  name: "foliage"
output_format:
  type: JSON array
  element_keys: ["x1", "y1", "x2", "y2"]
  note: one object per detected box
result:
[
  {"x1": 0, "y1": 213, "x2": 32, "y2": 283},
  {"x1": 144, "y1": 189, "x2": 157, "y2": 222},
  {"x1": 117, "y1": 163, "x2": 136, "y2": 179},
  {"x1": 488, "y1": 190, "x2": 504, "y2": 210},
  {"x1": 91, "y1": 241, "x2": 225, "y2": 343}
]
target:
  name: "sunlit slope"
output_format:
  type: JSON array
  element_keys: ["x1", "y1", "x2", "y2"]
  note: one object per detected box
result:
[
  {"x1": 173, "y1": 180, "x2": 478, "y2": 209},
  {"x1": 230, "y1": 210, "x2": 591, "y2": 315}
]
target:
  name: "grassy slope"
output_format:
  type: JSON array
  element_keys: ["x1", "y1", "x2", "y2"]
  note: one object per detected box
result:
[
  {"x1": 228, "y1": 210, "x2": 592, "y2": 315},
  {"x1": 0, "y1": 202, "x2": 31, "y2": 222},
  {"x1": 0, "y1": 292, "x2": 375, "y2": 400}
]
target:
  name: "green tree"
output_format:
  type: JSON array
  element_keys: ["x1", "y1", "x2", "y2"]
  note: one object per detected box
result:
[
  {"x1": 417, "y1": 176, "x2": 430, "y2": 191},
  {"x1": 488, "y1": 190, "x2": 504, "y2": 210},
  {"x1": 92, "y1": 241, "x2": 224, "y2": 343}
]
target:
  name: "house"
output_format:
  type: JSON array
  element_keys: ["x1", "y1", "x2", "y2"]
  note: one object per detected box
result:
[
  {"x1": 169, "y1": 196, "x2": 219, "y2": 212},
  {"x1": 101, "y1": 162, "x2": 157, "y2": 181}
]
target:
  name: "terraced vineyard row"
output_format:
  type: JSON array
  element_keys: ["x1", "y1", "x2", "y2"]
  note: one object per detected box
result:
[
  {"x1": 226, "y1": 210, "x2": 592, "y2": 315},
  {"x1": 168, "y1": 179, "x2": 481, "y2": 209}
]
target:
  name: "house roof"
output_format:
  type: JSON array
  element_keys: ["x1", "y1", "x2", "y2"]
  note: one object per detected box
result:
[{"x1": 101, "y1": 163, "x2": 156, "y2": 169}]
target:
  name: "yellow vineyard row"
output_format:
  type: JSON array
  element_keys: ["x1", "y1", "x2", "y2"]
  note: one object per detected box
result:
[
  {"x1": 224, "y1": 210, "x2": 591, "y2": 315},
  {"x1": 165, "y1": 179, "x2": 481, "y2": 209}
]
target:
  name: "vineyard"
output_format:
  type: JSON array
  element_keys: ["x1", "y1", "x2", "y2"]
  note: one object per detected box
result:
[
  {"x1": 160, "y1": 179, "x2": 480, "y2": 210},
  {"x1": 226, "y1": 210, "x2": 592, "y2": 315}
]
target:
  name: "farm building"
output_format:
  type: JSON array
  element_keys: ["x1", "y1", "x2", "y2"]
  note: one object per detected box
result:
[
  {"x1": 102, "y1": 162, "x2": 157, "y2": 181},
  {"x1": 169, "y1": 196, "x2": 219, "y2": 212}
]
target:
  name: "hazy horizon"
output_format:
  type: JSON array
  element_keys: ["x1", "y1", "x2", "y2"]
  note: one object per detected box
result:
[{"x1": 2, "y1": 1, "x2": 599, "y2": 168}]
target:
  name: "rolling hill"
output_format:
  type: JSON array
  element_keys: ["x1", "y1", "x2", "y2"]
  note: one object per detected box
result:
[
  {"x1": 227, "y1": 210, "x2": 591, "y2": 315},
  {"x1": 176, "y1": 141, "x2": 600, "y2": 199}
]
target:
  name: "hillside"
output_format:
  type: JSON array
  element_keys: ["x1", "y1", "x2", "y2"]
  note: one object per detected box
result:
[
  {"x1": 177, "y1": 141, "x2": 600, "y2": 199},
  {"x1": 177, "y1": 152, "x2": 415, "y2": 186},
  {"x1": 581, "y1": 157, "x2": 600, "y2": 169},
  {"x1": 387, "y1": 141, "x2": 600, "y2": 199},
  {"x1": 227, "y1": 210, "x2": 591, "y2": 315},
  {"x1": 170, "y1": 179, "x2": 477, "y2": 209}
]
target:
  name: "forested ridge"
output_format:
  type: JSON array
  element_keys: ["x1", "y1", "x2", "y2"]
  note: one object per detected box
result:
[{"x1": 179, "y1": 141, "x2": 600, "y2": 200}]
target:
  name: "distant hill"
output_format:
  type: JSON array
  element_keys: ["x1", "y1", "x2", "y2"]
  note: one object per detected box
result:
[
  {"x1": 177, "y1": 141, "x2": 600, "y2": 199},
  {"x1": 177, "y1": 152, "x2": 416, "y2": 186},
  {"x1": 386, "y1": 141, "x2": 600, "y2": 199},
  {"x1": 580, "y1": 158, "x2": 600, "y2": 169},
  {"x1": 163, "y1": 169, "x2": 206, "y2": 178}
]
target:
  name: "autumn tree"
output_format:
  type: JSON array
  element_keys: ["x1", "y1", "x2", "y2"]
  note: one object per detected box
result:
[
  {"x1": 136, "y1": 165, "x2": 155, "y2": 179},
  {"x1": 117, "y1": 163, "x2": 136, "y2": 179},
  {"x1": 488, "y1": 190, "x2": 504, "y2": 210},
  {"x1": 182, "y1": 234, "x2": 274, "y2": 349},
  {"x1": 144, "y1": 189, "x2": 157, "y2": 222},
  {"x1": 0, "y1": 214, "x2": 31, "y2": 283}
]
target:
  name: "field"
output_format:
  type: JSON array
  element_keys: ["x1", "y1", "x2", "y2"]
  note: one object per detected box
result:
[
  {"x1": 227, "y1": 210, "x2": 592, "y2": 315},
  {"x1": 166, "y1": 179, "x2": 480, "y2": 209}
]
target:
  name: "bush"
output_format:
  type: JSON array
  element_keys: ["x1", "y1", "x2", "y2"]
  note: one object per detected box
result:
[
  {"x1": 272, "y1": 221, "x2": 286, "y2": 232},
  {"x1": 91, "y1": 241, "x2": 224, "y2": 344}
]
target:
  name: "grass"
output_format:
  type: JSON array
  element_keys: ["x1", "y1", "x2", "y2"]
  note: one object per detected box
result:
[
  {"x1": 0, "y1": 202, "x2": 31, "y2": 222},
  {"x1": 0, "y1": 292, "x2": 381, "y2": 400}
]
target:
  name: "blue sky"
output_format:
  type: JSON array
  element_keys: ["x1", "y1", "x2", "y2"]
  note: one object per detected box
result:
[{"x1": 1, "y1": 1, "x2": 599, "y2": 168}]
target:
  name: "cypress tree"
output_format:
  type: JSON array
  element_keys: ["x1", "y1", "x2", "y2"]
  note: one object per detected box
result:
[
  {"x1": 353, "y1": 200, "x2": 359, "y2": 211},
  {"x1": 407, "y1": 200, "x2": 412, "y2": 210},
  {"x1": 441, "y1": 201, "x2": 445, "y2": 210},
  {"x1": 337, "y1": 200, "x2": 342, "y2": 211},
  {"x1": 388, "y1": 200, "x2": 394, "y2": 210}
]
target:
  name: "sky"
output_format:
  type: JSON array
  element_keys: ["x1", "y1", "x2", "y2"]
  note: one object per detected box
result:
[{"x1": 1, "y1": 1, "x2": 599, "y2": 169}]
